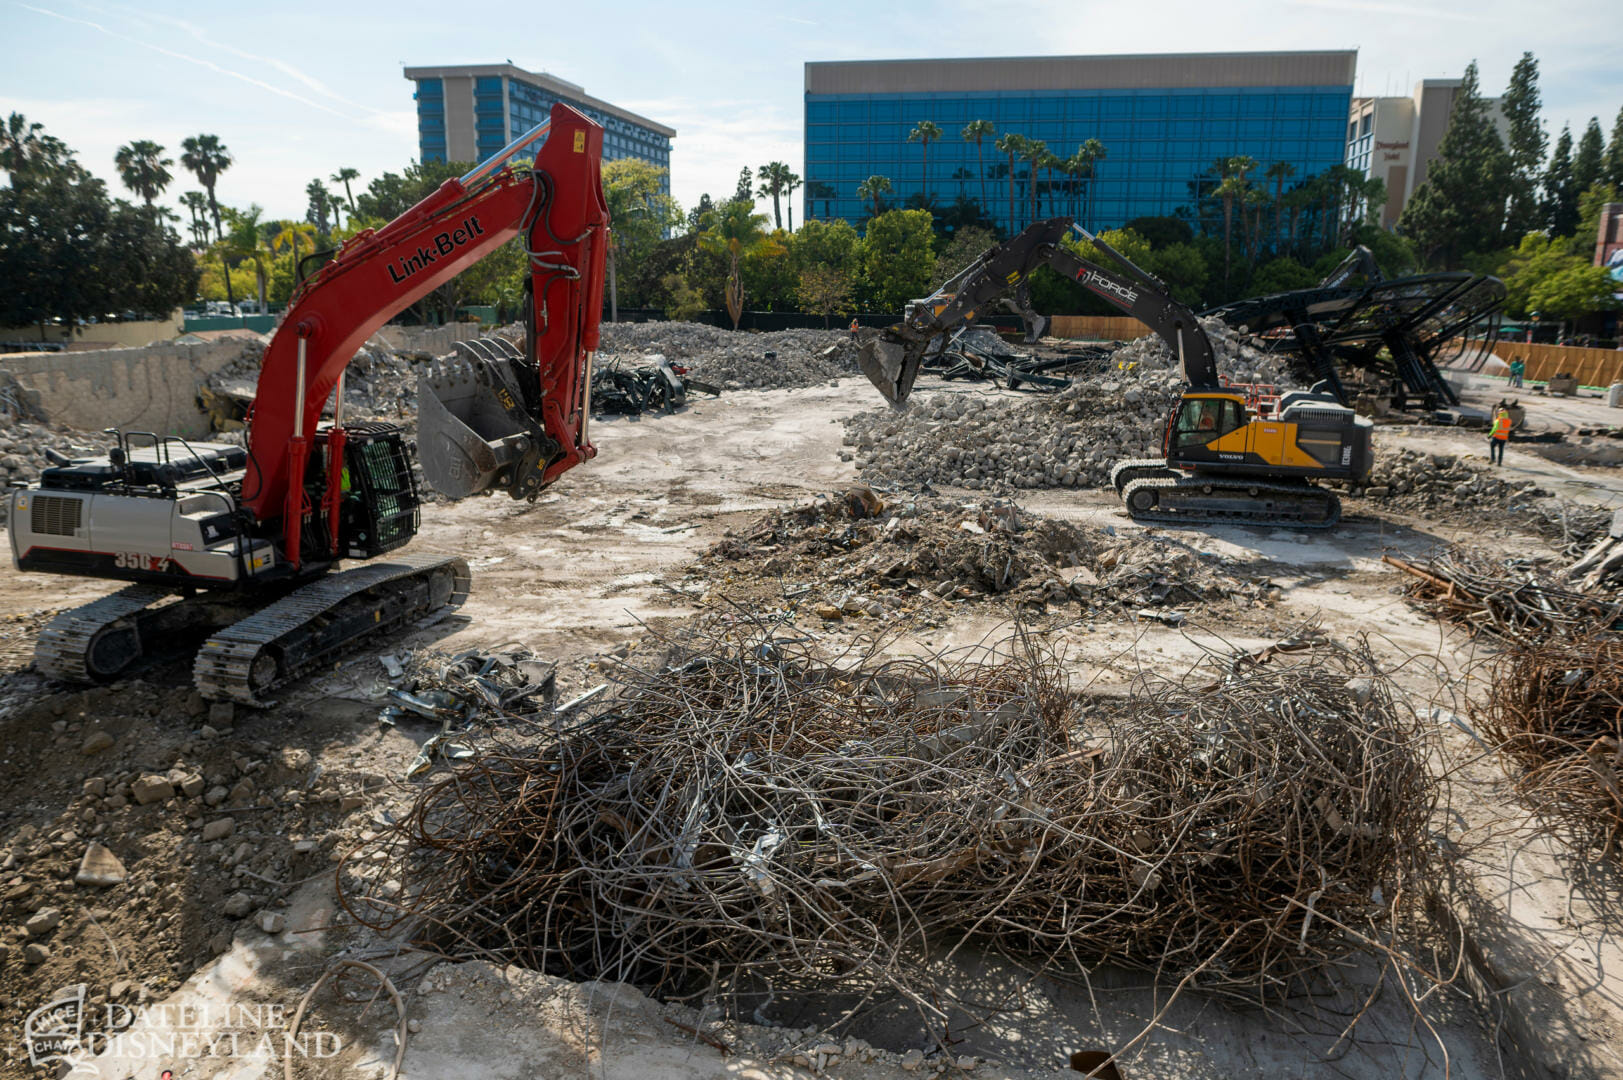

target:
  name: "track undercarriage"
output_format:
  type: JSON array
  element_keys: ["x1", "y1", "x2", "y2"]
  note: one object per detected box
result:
[
  {"x1": 1110, "y1": 458, "x2": 1342, "y2": 529},
  {"x1": 36, "y1": 554, "x2": 470, "y2": 705}
]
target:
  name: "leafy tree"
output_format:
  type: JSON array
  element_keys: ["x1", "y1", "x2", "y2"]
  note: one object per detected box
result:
[
  {"x1": 1122, "y1": 215, "x2": 1192, "y2": 248},
  {"x1": 1142, "y1": 242, "x2": 1209, "y2": 307},
  {"x1": 1501, "y1": 52, "x2": 1546, "y2": 239},
  {"x1": 113, "y1": 140, "x2": 173, "y2": 207},
  {"x1": 1575, "y1": 182, "x2": 1620, "y2": 255},
  {"x1": 994, "y1": 133, "x2": 1027, "y2": 233},
  {"x1": 330, "y1": 167, "x2": 360, "y2": 214},
  {"x1": 1397, "y1": 61, "x2": 1512, "y2": 267},
  {"x1": 179, "y1": 134, "x2": 232, "y2": 242},
  {"x1": 756, "y1": 161, "x2": 794, "y2": 231},
  {"x1": 272, "y1": 220, "x2": 319, "y2": 293},
  {"x1": 305, "y1": 179, "x2": 333, "y2": 235},
  {"x1": 961, "y1": 120, "x2": 995, "y2": 214},
  {"x1": 697, "y1": 199, "x2": 778, "y2": 329},
  {"x1": 1574, "y1": 117, "x2": 1606, "y2": 194},
  {"x1": 1500, "y1": 232, "x2": 1586, "y2": 317},
  {"x1": 1250, "y1": 256, "x2": 1318, "y2": 296},
  {"x1": 0, "y1": 112, "x2": 78, "y2": 186},
  {"x1": 602, "y1": 158, "x2": 681, "y2": 319},
  {"x1": 686, "y1": 192, "x2": 714, "y2": 232},
  {"x1": 907, "y1": 121, "x2": 942, "y2": 202},
  {"x1": 855, "y1": 175, "x2": 892, "y2": 220},
  {"x1": 787, "y1": 217, "x2": 861, "y2": 282},
  {"x1": 1542, "y1": 124, "x2": 1579, "y2": 236},
  {"x1": 219, "y1": 205, "x2": 272, "y2": 311},
  {"x1": 355, "y1": 159, "x2": 466, "y2": 221},
  {"x1": 930, "y1": 225, "x2": 998, "y2": 291},
  {"x1": 661, "y1": 272, "x2": 705, "y2": 321},
  {"x1": 859, "y1": 209, "x2": 934, "y2": 311},
  {"x1": 104, "y1": 201, "x2": 199, "y2": 314},
  {"x1": 178, "y1": 190, "x2": 211, "y2": 248},
  {"x1": 741, "y1": 228, "x2": 795, "y2": 311},
  {"x1": 1606, "y1": 106, "x2": 1623, "y2": 188},
  {"x1": 795, "y1": 266, "x2": 853, "y2": 327},
  {"x1": 732, "y1": 167, "x2": 753, "y2": 205}
]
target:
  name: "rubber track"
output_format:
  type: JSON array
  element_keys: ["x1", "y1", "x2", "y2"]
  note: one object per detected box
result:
[
  {"x1": 1109, "y1": 457, "x2": 1176, "y2": 494},
  {"x1": 193, "y1": 554, "x2": 471, "y2": 705},
  {"x1": 35, "y1": 583, "x2": 173, "y2": 682},
  {"x1": 1120, "y1": 476, "x2": 1341, "y2": 530}
]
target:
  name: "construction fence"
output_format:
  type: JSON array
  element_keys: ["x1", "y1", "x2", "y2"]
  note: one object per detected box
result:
[
  {"x1": 1473, "y1": 339, "x2": 1623, "y2": 388},
  {"x1": 1046, "y1": 315, "x2": 1153, "y2": 340}
]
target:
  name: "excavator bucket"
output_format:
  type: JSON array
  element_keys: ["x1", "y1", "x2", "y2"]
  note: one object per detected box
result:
[
  {"x1": 857, "y1": 331, "x2": 923, "y2": 408},
  {"x1": 417, "y1": 338, "x2": 547, "y2": 500}
]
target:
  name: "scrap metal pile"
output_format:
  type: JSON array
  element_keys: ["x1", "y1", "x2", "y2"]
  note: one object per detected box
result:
[
  {"x1": 1473, "y1": 637, "x2": 1623, "y2": 856},
  {"x1": 922, "y1": 328, "x2": 1113, "y2": 392},
  {"x1": 590, "y1": 355, "x2": 719, "y2": 416},
  {"x1": 1386, "y1": 549, "x2": 1623, "y2": 643},
  {"x1": 341, "y1": 626, "x2": 1437, "y2": 1019},
  {"x1": 698, "y1": 490, "x2": 1276, "y2": 619}
]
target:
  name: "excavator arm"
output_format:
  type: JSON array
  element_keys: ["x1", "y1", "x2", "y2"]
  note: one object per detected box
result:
[
  {"x1": 858, "y1": 217, "x2": 1218, "y2": 407},
  {"x1": 243, "y1": 101, "x2": 608, "y2": 569}
]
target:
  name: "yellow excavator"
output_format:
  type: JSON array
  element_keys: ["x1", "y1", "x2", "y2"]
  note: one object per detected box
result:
[{"x1": 858, "y1": 218, "x2": 1373, "y2": 529}]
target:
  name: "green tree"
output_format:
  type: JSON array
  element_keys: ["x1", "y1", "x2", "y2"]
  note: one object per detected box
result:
[
  {"x1": 930, "y1": 225, "x2": 998, "y2": 290},
  {"x1": 994, "y1": 133, "x2": 1027, "y2": 233},
  {"x1": 1036, "y1": 148, "x2": 1062, "y2": 217},
  {"x1": 697, "y1": 199, "x2": 778, "y2": 329},
  {"x1": 602, "y1": 158, "x2": 681, "y2": 319},
  {"x1": 1574, "y1": 117, "x2": 1606, "y2": 194},
  {"x1": 1606, "y1": 106, "x2": 1623, "y2": 188},
  {"x1": 1575, "y1": 182, "x2": 1620, "y2": 255},
  {"x1": 732, "y1": 167, "x2": 753, "y2": 205},
  {"x1": 907, "y1": 120, "x2": 942, "y2": 203},
  {"x1": 741, "y1": 228, "x2": 795, "y2": 311},
  {"x1": 1021, "y1": 138, "x2": 1048, "y2": 225},
  {"x1": 661, "y1": 272, "x2": 705, "y2": 321},
  {"x1": 178, "y1": 190, "x2": 211, "y2": 248},
  {"x1": 756, "y1": 161, "x2": 794, "y2": 231},
  {"x1": 220, "y1": 205, "x2": 272, "y2": 312},
  {"x1": 305, "y1": 179, "x2": 333, "y2": 235},
  {"x1": 859, "y1": 209, "x2": 934, "y2": 311},
  {"x1": 104, "y1": 200, "x2": 200, "y2": 315},
  {"x1": 1143, "y1": 242, "x2": 1209, "y2": 307},
  {"x1": 1542, "y1": 124, "x2": 1579, "y2": 236},
  {"x1": 1075, "y1": 139, "x2": 1106, "y2": 230},
  {"x1": 855, "y1": 175, "x2": 892, "y2": 220},
  {"x1": 1264, "y1": 161, "x2": 1296, "y2": 247},
  {"x1": 179, "y1": 134, "x2": 232, "y2": 242},
  {"x1": 787, "y1": 217, "x2": 861, "y2": 282},
  {"x1": 961, "y1": 120, "x2": 995, "y2": 213},
  {"x1": 272, "y1": 219, "x2": 318, "y2": 291},
  {"x1": 1501, "y1": 52, "x2": 1546, "y2": 239},
  {"x1": 113, "y1": 140, "x2": 173, "y2": 207},
  {"x1": 1397, "y1": 61, "x2": 1511, "y2": 266},
  {"x1": 330, "y1": 167, "x2": 359, "y2": 214},
  {"x1": 1250, "y1": 256, "x2": 1318, "y2": 296},
  {"x1": 1211, "y1": 155, "x2": 1255, "y2": 287},
  {"x1": 795, "y1": 265, "x2": 853, "y2": 327},
  {"x1": 355, "y1": 159, "x2": 467, "y2": 221},
  {"x1": 0, "y1": 112, "x2": 78, "y2": 186},
  {"x1": 783, "y1": 169, "x2": 801, "y2": 232}
]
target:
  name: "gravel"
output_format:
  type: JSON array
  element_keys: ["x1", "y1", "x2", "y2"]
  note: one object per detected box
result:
[{"x1": 597, "y1": 322, "x2": 858, "y2": 391}]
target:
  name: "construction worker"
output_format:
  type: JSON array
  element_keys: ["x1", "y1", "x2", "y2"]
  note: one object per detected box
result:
[
  {"x1": 1489, "y1": 407, "x2": 1512, "y2": 465},
  {"x1": 1508, "y1": 357, "x2": 1525, "y2": 388},
  {"x1": 849, "y1": 317, "x2": 860, "y2": 340}
]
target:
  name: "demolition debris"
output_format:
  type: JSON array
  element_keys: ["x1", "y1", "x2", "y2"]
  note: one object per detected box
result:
[
  {"x1": 343, "y1": 625, "x2": 1437, "y2": 1021},
  {"x1": 1388, "y1": 548, "x2": 1623, "y2": 643}
]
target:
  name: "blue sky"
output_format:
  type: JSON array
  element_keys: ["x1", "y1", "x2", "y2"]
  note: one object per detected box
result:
[{"x1": 2, "y1": 0, "x2": 1619, "y2": 227}]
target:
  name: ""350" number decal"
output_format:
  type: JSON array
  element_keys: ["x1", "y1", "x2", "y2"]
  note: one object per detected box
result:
[{"x1": 112, "y1": 551, "x2": 169, "y2": 572}]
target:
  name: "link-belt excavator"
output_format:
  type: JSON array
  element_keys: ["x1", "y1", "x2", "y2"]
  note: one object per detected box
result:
[
  {"x1": 858, "y1": 217, "x2": 1373, "y2": 528},
  {"x1": 8, "y1": 103, "x2": 608, "y2": 702}
]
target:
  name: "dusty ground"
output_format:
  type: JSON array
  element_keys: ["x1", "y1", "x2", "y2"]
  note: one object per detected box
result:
[{"x1": 2, "y1": 370, "x2": 1623, "y2": 1078}]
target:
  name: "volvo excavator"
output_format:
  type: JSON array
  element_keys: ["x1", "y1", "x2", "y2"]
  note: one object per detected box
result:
[
  {"x1": 8, "y1": 102, "x2": 608, "y2": 702},
  {"x1": 858, "y1": 217, "x2": 1373, "y2": 528}
]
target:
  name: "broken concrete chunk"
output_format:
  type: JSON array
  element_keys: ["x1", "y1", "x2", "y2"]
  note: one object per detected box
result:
[
  {"x1": 222, "y1": 891, "x2": 254, "y2": 918},
  {"x1": 25, "y1": 907, "x2": 62, "y2": 937},
  {"x1": 178, "y1": 773, "x2": 206, "y2": 799},
  {"x1": 201, "y1": 818, "x2": 235, "y2": 843},
  {"x1": 131, "y1": 775, "x2": 173, "y2": 805},
  {"x1": 81, "y1": 731, "x2": 114, "y2": 755},
  {"x1": 75, "y1": 842, "x2": 127, "y2": 887},
  {"x1": 257, "y1": 910, "x2": 286, "y2": 934}
]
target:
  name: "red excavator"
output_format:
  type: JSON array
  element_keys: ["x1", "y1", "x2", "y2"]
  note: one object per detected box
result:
[{"x1": 8, "y1": 103, "x2": 608, "y2": 703}]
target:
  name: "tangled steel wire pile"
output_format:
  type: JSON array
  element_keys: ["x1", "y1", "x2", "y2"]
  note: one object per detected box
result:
[
  {"x1": 342, "y1": 625, "x2": 1437, "y2": 1019},
  {"x1": 1473, "y1": 637, "x2": 1623, "y2": 855},
  {"x1": 1386, "y1": 548, "x2": 1623, "y2": 643}
]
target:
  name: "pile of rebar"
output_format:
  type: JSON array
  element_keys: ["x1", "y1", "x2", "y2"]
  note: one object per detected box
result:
[
  {"x1": 923, "y1": 329, "x2": 1111, "y2": 391},
  {"x1": 1386, "y1": 550, "x2": 1623, "y2": 643},
  {"x1": 1473, "y1": 637, "x2": 1623, "y2": 856},
  {"x1": 341, "y1": 626, "x2": 1436, "y2": 1016},
  {"x1": 591, "y1": 357, "x2": 718, "y2": 415}
]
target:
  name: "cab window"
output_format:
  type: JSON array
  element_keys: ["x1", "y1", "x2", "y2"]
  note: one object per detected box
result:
[{"x1": 1174, "y1": 399, "x2": 1244, "y2": 448}]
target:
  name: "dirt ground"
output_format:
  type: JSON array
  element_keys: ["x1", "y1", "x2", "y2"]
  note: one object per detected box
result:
[{"x1": 4, "y1": 369, "x2": 1623, "y2": 1078}]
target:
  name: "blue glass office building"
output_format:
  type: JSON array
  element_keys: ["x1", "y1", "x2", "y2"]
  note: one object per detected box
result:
[
  {"x1": 404, "y1": 64, "x2": 674, "y2": 198},
  {"x1": 804, "y1": 52, "x2": 1356, "y2": 235}
]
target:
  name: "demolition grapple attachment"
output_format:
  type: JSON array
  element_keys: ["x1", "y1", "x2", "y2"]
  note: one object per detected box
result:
[{"x1": 417, "y1": 337, "x2": 558, "y2": 500}]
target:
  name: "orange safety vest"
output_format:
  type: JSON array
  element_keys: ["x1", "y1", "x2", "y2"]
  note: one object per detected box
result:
[{"x1": 1492, "y1": 414, "x2": 1512, "y2": 439}]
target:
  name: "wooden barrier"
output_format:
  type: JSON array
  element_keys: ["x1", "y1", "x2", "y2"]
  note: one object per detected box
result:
[
  {"x1": 1476, "y1": 339, "x2": 1623, "y2": 388},
  {"x1": 1047, "y1": 315, "x2": 1152, "y2": 340}
]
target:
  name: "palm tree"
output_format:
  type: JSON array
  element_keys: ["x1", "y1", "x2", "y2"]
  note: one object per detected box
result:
[
  {"x1": 1211, "y1": 155, "x2": 1256, "y2": 288},
  {"x1": 755, "y1": 161, "x2": 794, "y2": 231},
  {"x1": 178, "y1": 190, "x2": 211, "y2": 248},
  {"x1": 1022, "y1": 139, "x2": 1048, "y2": 226},
  {"x1": 113, "y1": 140, "x2": 172, "y2": 207},
  {"x1": 855, "y1": 175, "x2": 893, "y2": 220},
  {"x1": 306, "y1": 179, "x2": 333, "y2": 235},
  {"x1": 807, "y1": 181, "x2": 836, "y2": 221},
  {"x1": 1037, "y1": 149, "x2": 1062, "y2": 217},
  {"x1": 222, "y1": 206, "x2": 273, "y2": 314},
  {"x1": 961, "y1": 120, "x2": 995, "y2": 213},
  {"x1": 1263, "y1": 161, "x2": 1295, "y2": 253},
  {"x1": 1077, "y1": 139, "x2": 1107, "y2": 230},
  {"x1": 330, "y1": 166, "x2": 359, "y2": 214},
  {"x1": 783, "y1": 170, "x2": 801, "y2": 232},
  {"x1": 907, "y1": 120, "x2": 942, "y2": 206},
  {"x1": 180, "y1": 134, "x2": 232, "y2": 242},
  {"x1": 272, "y1": 220, "x2": 320, "y2": 291},
  {"x1": 994, "y1": 133, "x2": 1027, "y2": 233},
  {"x1": 697, "y1": 200, "x2": 778, "y2": 330}
]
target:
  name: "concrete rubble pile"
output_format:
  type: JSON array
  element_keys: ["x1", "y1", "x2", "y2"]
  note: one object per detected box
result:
[
  {"x1": 697, "y1": 489, "x2": 1276, "y2": 619},
  {"x1": 845, "y1": 318, "x2": 1296, "y2": 492},
  {"x1": 0, "y1": 412, "x2": 114, "y2": 524},
  {"x1": 203, "y1": 338, "x2": 420, "y2": 431},
  {"x1": 597, "y1": 322, "x2": 858, "y2": 391}
]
